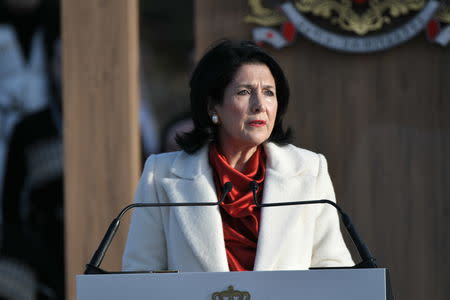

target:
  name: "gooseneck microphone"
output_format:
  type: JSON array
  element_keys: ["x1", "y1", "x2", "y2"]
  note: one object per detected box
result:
[
  {"x1": 84, "y1": 182, "x2": 233, "y2": 274},
  {"x1": 249, "y1": 181, "x2": 377, "y2": 268}
]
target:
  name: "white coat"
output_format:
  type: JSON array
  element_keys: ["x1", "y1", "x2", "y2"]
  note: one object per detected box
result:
[{"x1": 122, "y1": 142, "x2": 354, "y2": 272}]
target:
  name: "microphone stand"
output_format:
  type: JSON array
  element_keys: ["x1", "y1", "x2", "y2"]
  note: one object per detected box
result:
[
  {"x1": 84, "y1": 182, "x2": 233, "y2": 274},
  {"x1": 249, "y1": 181, "x2": 377, "y2": 268}
]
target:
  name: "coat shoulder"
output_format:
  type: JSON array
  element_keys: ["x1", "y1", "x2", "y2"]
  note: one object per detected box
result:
[
  {"x1": 142, "y1": 151, "x2": 182, "y2": 177},
  {"x1": 265, "y1": 143, "x2": 323, "y2": 177},
  {"x1": 142, "y1": 147, "x2": 209, "y2": 179}
]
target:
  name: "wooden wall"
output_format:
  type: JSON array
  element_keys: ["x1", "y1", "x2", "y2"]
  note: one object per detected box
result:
[
  {"x1": 196, "y1": 1, "x2": 450, "y2": 300},
  {"x1": 62, "y1": 1, "x2": 140, "y2": 299}
]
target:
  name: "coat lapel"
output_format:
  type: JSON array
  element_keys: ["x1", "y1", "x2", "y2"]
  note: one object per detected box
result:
[
  {"x1": 254, "y1": 143, "x2": 317, "y2": 270},
  {"x1": 160, "y1": 147, "x2": 229, "y2": 272}
]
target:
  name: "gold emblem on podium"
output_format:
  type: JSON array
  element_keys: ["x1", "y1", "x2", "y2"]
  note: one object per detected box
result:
[{"x1": 211, "y1": 285, "x2": 251, "y2": 300}]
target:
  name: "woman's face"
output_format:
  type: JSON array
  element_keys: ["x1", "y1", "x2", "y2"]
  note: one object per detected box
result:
[{"x1": 213, "y1": 63, "x2": 278, "y2": 150}]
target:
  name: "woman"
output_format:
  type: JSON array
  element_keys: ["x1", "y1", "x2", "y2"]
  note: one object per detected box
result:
[{"x1": 122, "y1": 40, "x2": 353, "y2": 272}]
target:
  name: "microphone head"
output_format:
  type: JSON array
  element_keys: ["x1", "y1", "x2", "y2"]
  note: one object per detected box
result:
[
  {"x1": 224, "y1": 182, "x2": 233, "y2": 193},
  {"x1": 249, "y1": 181, "x2": 259, "y2": 191}
]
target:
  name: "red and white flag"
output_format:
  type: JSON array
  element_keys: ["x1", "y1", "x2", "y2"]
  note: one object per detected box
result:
[
  {"x1": 253, "y1": 22, "x2": 296, "y2": 49},
  {"x1": 427, "y1": 19, "x2": 450, "y2": 46}
]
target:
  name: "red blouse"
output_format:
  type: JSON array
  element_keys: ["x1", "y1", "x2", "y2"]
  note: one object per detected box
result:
[{"x1": 208, "y1": 143, "x2": 266, "y2": 271}]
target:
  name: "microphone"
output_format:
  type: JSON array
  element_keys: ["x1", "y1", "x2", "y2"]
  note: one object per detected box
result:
[
  {"x1": 249, "y1": 181, "x2": 377, "y2": 268},
  {"x1": 84, "y1": 182, "x2": 233, "y2": 274}
]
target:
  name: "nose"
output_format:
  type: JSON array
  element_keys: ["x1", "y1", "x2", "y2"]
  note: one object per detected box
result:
[{"x1": 250, "y1": 91, "x2": 265, "y2": 113}]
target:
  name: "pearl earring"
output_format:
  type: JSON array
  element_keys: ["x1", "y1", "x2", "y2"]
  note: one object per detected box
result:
[{"x1": 211, "y1": 113, "x2": 219, "y2": 124}]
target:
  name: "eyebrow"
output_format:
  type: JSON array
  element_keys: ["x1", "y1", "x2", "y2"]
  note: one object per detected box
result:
[{"x1": 235, "y1": 84, "x2": 275, "y2": 89}]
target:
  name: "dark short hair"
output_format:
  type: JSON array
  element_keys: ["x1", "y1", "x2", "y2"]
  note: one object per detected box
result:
[{"x1": 177, "y1": 39, "x2": 292, "y2": 153}]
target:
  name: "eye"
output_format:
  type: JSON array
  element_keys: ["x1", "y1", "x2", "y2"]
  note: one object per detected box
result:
[
  {"x1": 237, "y1": 89, "x2": 250, "y2": 96},
  {"x1": 263, "y1": 89, "x2": 275, "y2": 96}
]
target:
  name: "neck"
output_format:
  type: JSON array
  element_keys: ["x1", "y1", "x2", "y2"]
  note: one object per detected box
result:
[{"x1": 218, "y1": 143, "x2": 259, "y2": 172}]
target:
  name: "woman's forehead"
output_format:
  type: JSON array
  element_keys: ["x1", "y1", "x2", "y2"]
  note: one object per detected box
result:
[{"x1": 230, "y1": 64, "x2": 275, "y2": 84}]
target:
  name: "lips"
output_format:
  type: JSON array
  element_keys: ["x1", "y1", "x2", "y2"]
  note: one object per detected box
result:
[{"x1": 248, "y1": 120, "x2": 267, "y2": 127}]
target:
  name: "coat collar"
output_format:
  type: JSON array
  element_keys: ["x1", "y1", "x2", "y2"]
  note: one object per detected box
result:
[
  {"x1": 161, "y1": 142, "x2": 316, "y2": 271},
  {"x1": 169, "y1": 145, "x2": 210, "y2": 179},
  {"x1": 169, "y1": 142, "x2": 309, "y2": 179},
  {"x1": 263, "y1": 142, "x2": 310, "y2": 177}
]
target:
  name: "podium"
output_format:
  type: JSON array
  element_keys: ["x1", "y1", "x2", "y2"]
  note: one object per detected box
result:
[{"x1": 77, "y1": 268, "x2": 393, "y2": 300}]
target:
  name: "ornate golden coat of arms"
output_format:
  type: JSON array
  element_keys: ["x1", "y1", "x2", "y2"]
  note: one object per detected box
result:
[
  {"x1": 295, "y1": 0, "x2": 425, "y2": 35},
  {"x1": 246, "y1": 0, "x2": 450, "y2": 52}
]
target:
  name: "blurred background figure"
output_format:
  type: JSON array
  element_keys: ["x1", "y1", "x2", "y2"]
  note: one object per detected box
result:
[
  {"x1": 0, "y1": 0, "x2": 62, "y2": 299},
  {"x1": 138, "y1": 0, "x2": 194, "y2": 152},
  {"x1": 160, "y1": 112, "x2": 194, "y2": 153},
  {"x1": 138, "y1": 0, "x2": 194, "y2": 158},
  {"x1": 0, "y1": 0, "x2": 59, "y2": 222},
  {"x1": 139, "y1": 75, "x2": 161, "y2": 160},
  {"x1": 0, "y1": 257, "x2": 38, "y2": 300}
]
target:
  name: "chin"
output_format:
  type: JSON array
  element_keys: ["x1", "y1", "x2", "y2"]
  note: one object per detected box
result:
[{"x1": 242, "y1": 136, "x2": 269, "y2": 148}]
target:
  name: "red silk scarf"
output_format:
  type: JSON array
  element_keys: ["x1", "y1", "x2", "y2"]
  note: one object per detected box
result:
[{"x1": 208, "y1": 143, "x2": 266, "y2": 271}]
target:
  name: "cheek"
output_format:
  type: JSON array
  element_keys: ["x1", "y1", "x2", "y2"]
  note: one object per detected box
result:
[
  {"x1": 269, "y1": 102, "x2": 278, "y2": 120},
  {"x1": 227, "y1": 103, "x2": 247, "y2": 121}
]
